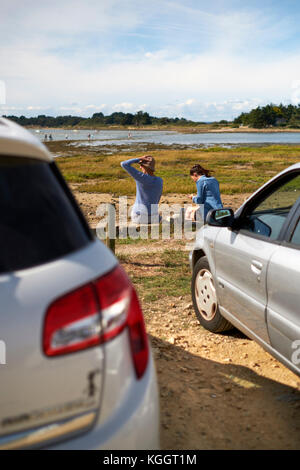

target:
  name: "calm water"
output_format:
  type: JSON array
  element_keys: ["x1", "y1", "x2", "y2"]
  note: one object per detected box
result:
[{"x1": 31, "y1": 128, "x2": 300, "y2": 146}]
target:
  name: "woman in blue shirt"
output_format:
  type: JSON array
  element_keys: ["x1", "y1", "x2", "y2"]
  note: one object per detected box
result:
[
  {"x1": 121, "y1": 155, "x2": 163, "y2": 223},
  {"x1": 189, "y1": 164, "x2": 223, "y2": 222}
]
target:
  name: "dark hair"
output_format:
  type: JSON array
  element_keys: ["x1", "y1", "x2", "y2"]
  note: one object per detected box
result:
[{"x1": 190, "y1": 164, "x2": 213, "y2": 177}]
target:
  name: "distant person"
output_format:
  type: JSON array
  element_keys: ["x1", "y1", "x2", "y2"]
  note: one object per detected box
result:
[
  {"x1": 121, "y1": 155, "x2": 163, "y2": 224},
  {"x1": 88, "y1": 133, "x2": 91, "y2": 140},
  {"x1": 65, "y1": 134, "x2": 68, "y2": 140},
  {"x1": 44, "y1": 134, "x2": 48, "y2": 140},
  {"x1": 48, "y1": 134, "x2": 53, "y2": 141},
  {"x1": 189, "y1": 164, "x2": 223, "y2": 222}
]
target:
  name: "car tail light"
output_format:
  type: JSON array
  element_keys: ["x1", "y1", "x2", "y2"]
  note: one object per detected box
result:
[
  {"x1": 126, "y1": 288, "x2": 149, "y2": 379},
  {"x1": 43, "y1": 283, "x2": 100, "y2": 357},
  {"x1": 43, "y1": 265, "x2": 149, "y2": 379}
]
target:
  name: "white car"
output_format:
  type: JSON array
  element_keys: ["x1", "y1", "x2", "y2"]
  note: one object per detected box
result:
[
  {"x1": 0, "y1": 118, "x2": 159, "y2": 449},
  {"x1": 190, "y1": 163, "x2": 300, "y2": 377}
]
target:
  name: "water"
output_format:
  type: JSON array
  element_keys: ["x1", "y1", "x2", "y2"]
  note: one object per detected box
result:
[{"x1": 31, "y1": 128, "x2": 300, "y2": 146}]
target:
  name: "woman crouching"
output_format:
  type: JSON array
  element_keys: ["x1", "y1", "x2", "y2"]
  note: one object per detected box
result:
[{"x1": 189, "y1": 164, "x2": 223, "y2": 222}]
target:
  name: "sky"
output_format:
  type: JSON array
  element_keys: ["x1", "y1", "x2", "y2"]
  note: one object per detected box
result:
[{"x1": 1, "y1": 0, "x2": 300, "y2": 121}]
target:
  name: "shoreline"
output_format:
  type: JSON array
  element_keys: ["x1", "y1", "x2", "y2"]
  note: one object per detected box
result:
[
  {"x1": 45, "y1": 141, "x2": 300, "y2": 157},
  {"x1": 26, "y1": 125, "x2": 300, "y2": 134}
]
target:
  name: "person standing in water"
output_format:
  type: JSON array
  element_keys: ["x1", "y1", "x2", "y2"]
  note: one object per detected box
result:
[
  {"x1": 189, "y1": 164, "x2": 223, "y2": 222},
  {"x1": 121, "y1": 155, "x2": 163, "y2": 224}
]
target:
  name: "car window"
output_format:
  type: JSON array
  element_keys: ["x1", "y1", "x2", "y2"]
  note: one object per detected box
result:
[
  {"x1": 0, "y1": 156, "x2": 91, "y2": 274},
  {"x1": 239, "y1": 173, "x2": 300, "y2": 240},
  {"x1": 291, "y1": 217, "x2": 300, "y2": 245}
]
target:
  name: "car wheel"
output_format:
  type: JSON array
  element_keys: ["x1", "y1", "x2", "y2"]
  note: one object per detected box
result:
[{"x1": 192, "y1": 256, "x2": 232, "y2": 333}]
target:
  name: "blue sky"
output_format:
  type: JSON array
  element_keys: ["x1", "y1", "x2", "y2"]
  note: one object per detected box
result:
[{"x1": 1, "y1": 0, "x2": 300, "y2": 121}]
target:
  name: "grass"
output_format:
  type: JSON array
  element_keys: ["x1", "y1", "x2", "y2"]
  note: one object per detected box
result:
[
  {"x1": 51, "y1": 141, "x2": 300, "y2": 195},
  {"x1": 120, "y1": 249, "x2": 190, "y2": 302}
]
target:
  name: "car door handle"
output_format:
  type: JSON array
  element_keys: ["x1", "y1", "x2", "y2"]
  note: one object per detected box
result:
[{"x1": 251, "y1": 260, "x2": 263, "y2": 275}]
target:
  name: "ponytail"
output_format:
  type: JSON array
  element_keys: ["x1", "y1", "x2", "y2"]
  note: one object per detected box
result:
[{"x1": 190, "y1": 164, "x2": 213, "y2": 177}]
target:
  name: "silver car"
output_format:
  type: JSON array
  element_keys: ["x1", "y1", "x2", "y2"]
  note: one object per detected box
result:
[
  {"x1": 190, "y1": 163, "x2": 300, "y2": 377},
  {"x1": 0, "y1": 118, "x2": 159, "y2": 449}
]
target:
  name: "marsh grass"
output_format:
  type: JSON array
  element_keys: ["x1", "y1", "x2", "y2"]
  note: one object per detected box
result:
[{"x1": 53, "y1": 142, "x2": 300, "y2": 195}]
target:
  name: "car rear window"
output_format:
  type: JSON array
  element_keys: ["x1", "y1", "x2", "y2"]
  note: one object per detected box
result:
[{"x1": 0, "y1": 156, "x2": 92, "y2": 273}]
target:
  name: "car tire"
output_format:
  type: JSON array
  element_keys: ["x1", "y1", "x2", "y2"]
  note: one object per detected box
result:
[{"x1": 192, "y1": 256, "x2": 232, "y2": 333}]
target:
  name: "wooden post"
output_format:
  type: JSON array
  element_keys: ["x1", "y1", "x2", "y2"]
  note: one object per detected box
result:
[{"x1": 105, "y1": 202, "x2": 116, "y2": 253}]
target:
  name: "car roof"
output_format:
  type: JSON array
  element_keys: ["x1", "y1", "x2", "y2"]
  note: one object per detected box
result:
[{"x1": 0, "y1": 117, "x2": 53, "y2": 162}]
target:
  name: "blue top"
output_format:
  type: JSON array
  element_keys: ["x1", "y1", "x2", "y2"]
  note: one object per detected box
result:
[
  {"x1": 192, "y1": 176, "x2": 223, "y2": 220},
  {"x1": 121, "y1": 158, "x2": 163, "y2": 219}
]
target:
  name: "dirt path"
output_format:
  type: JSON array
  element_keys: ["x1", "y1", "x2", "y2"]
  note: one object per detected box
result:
[
  {"x1": 144, "y1": 296, "x2": 300, "y2": 449},
  {"x1": 77, "y1": 191, "x2": 300, "y2": 449},
  {"x1": 120, "y1": 247, "x2": 300, "y2": 450}
]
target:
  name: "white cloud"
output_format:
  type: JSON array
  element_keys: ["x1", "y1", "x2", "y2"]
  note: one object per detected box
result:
[
  {"x1": 2, "y1": 42, "x2": 298, "y2": 120},
  {"x1": 112, "y1": 102, "x2": 134, "y2": 111},
  {"x1": 0, "y1": 81, "x2": 6, "y2": 105},
  {"x1": 291, "y1": 80, "x2": 300, "y2": 105},
  {"x1": 144, "y1": 50, "x2": 172, "y2": 60},
  {"x1": 0, "y1": 106, "x2": 25, "y2": 112},
  {"x1": 27, "y1": 106, "x2": 44, "y2": 110},
  {"x1": 178, "y1": 98, "x2": 195, "y2": 107},
  {"x1": 1, "y1": 1, "x2": 299, "y2": 120},
  {"x1": 58, "y1": 105, "x2": 85, "y2": 114},
  {"x1": 112, "y1": 102, "x2": 151, "y2": 113},
  {"x1": 1, "y1": 0, "x2": 142, "y2": 50},
  {"x1": 85, "y1": 104, "x2": 107, "y2": 110}
]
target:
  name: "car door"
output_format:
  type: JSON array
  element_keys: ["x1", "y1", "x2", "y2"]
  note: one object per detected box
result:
[
  {"x1": 266, "y1": 205, "x2": 300, "y2": 373},
  {"x1": 214, "y1": 171, "x2": 300, "y2": 344}
]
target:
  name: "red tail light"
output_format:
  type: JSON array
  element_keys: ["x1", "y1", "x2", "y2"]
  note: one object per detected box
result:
[
  {"x1": 43, "y1": 283, "x2": 100, "y2": 357},
  {"x1": 43, "y1": 265, "x2": 149, "y2": 379},
  {"x1": 127, "y1": 288, "x2": 149, "y2": 379}
]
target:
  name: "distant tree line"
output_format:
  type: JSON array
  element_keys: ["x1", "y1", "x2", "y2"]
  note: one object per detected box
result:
[
  {"x1": 3, "y1": 111, "x2": 201, "y2": 128},
  {"x1": 234, "y1": 103, "x2": 300, "y2": 129},
  {"x1": 6, "y1": 104, "x2": 300, "y2": 129}
]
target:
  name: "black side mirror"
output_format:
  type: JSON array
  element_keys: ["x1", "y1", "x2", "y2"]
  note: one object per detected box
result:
[{"x1": 206, "y1": 208, "x2": 235, "y2": 227}]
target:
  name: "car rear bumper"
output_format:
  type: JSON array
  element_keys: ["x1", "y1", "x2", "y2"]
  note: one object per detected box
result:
[{"x1": 46, "y1": 354, "x2": 160, "y2": 450}]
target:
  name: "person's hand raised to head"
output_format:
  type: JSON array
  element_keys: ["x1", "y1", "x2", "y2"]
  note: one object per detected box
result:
[{"x1": 139, "y1": 155, "x2": 152, "y2": 163}]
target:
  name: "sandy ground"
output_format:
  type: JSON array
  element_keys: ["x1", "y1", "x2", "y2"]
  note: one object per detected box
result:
[{"x1": 74, "y1": 190, "x2": 300, "y2": 449}]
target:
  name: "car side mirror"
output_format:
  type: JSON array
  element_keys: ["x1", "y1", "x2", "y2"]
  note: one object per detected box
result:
[{"x1": 206, "y1": 208, "x2": 235, "y2": 227}]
